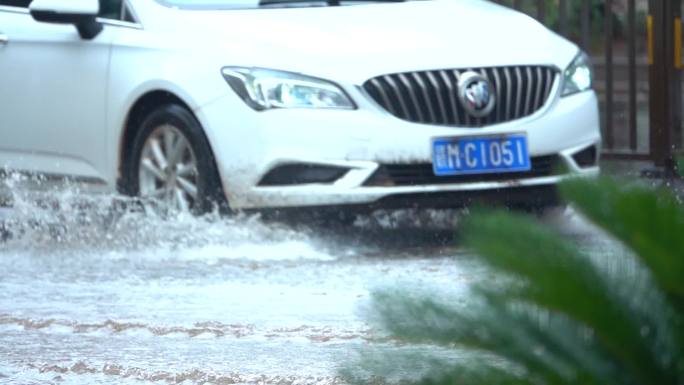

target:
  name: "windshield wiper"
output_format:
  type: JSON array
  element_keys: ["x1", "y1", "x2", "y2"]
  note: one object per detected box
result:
[{"x1": 258, "y1": 0, "x2": 407, "y2": 6}]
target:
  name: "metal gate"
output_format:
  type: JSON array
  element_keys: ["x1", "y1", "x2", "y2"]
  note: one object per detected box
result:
[{"x1": 492, "y1": 0, "x2": 683, "y2": 172}]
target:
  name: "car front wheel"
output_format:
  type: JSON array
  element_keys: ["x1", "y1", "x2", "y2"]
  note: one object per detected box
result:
[{"x1": 122, "y1": 104, "x2": 226, "y2": 214}]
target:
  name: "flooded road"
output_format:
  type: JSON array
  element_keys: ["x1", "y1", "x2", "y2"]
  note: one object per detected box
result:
[{"x1": 0, "y1": 193, "x2": 615, "y2": 384}]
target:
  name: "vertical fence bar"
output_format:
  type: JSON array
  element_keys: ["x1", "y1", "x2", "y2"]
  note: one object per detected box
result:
[
  {"x1": 558, "y1": 0, "x2": 568, "y2": 37},
  {"x1": 676, "y1": 18, "x2": 682, "y2": 70},
  {"x1": 604, "y1": 0, "x2": 614, "y2": 149},
  {"x1": 671, "y1": 2, "x2": 683, "y2": 163},
  {"x1": 648, "y1": 0, "x2": 682, "y2": 170},
  {"x1": 649, "y1": 0, "x2": 669, "y2": 167},
  {"x1": 581, "y1": 0, "x2": 591, "y2": 52},
  {"x1": 628, "y1": 0, "x2": 637, "y2": 150},
  {"x1": 536, "y1": 0, "x2": 545, "y2": 23},
  {"x1": 514, "y1": 0, "x2": 522, "y2": 11}
]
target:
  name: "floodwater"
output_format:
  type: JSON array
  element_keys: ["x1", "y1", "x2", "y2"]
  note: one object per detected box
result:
[{"x1": 0, "y1": 188, "x2": 617, "y2": 385}]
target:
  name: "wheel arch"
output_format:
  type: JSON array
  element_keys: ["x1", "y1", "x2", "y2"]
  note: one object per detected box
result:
[{"x1": 117, "y1": 90, "x2": 195, "y2": 191}]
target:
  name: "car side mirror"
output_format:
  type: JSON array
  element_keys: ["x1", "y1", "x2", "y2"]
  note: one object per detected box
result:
[{"x1": 29, "y1": 0, "x2": 102, "y2": 40}]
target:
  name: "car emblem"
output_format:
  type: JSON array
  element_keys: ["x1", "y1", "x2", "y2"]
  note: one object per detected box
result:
[{"x1": 457, "y1": 71, "x2": 496, "y2": 118}]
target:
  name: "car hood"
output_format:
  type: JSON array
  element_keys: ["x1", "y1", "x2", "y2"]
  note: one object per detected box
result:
[{"x1": 142, "y1": 0, "x2": 578, "y2": 84}]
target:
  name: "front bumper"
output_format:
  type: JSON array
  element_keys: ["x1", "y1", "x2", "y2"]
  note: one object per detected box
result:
[{"x1": 196, "y1": 86, "x2": 601, "y2": 210}]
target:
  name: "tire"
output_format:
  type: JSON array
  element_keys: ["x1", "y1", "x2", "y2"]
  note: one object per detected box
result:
[{"x1": 121, "y1": 104, "x2": 227, "y2": 214}]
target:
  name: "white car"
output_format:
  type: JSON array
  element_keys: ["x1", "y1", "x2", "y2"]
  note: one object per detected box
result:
[{"x1": 0, "y1": 0, "x2": 600, "y2": 213}]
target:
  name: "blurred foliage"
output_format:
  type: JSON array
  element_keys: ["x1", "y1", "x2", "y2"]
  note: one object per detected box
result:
[
  {"x1": 344, "y1": 178, "x2": 684, "y2": 385},
  {"x1": 494, "y1": 0, "x2": 648, "y2": 51}
]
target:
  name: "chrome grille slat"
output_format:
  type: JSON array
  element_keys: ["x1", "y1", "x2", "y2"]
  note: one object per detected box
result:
[
  {"x1": 411, "y1": 72, "x2": 437, "y2": 123},
  {"x1": 476, "y1": 68, "x2": 489, "y2": 126},
  {"x1": 363, "y1": 65, "x2": 558, "y2": 128},
  {"x1": 439, "y1": 70, "x2": 460, "y2": 124},
  {"x1": 413, "y1": 74, "x2": 432, "y2": 123},
  {"x1": 504, "y1": 67, "x2": 513, "y2": 122},
  {"x1": 368, "y1": 78, "x2": 397, "y2": 116},
  {"x1": 534, "y1": 67, "x2": 544, "y2": 110},
  {"x1": 453, "y1": 70, "x2": 471, "y2": 127},
  {"x1": 543, "y1": 69, "x2": 554, "y2": 107},
  {"x1": 514, "y1": 67, "x2": 524, "y2": 119},
  {"x1": 384, "y1": 75, "x2": 410, "y2": 120},
  {"x1": 524, "y1": 67, "x2": 534, "y2": 116},
  {"x1": 492, "y1": 67, "x2": 503, "y2": 123},
  {"x1": 398, "y1": 73, "x2": 425, "y2": 123},
  {"x1": 426, "y1": 71, "x2": 448, "y2": 124}
]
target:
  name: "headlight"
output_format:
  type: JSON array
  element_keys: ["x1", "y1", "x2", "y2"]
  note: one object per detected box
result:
[
  {"x1": 222, "y1": 67, "x2": 355, "y2": 111},
  {"x1": 561, "y1": 52, "x2": 593, "y2": 97}
]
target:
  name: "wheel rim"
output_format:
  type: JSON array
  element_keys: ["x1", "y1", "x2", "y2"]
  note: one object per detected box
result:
[{"x1": 138, "y1": 124, "x2": 199, "y2": 212}]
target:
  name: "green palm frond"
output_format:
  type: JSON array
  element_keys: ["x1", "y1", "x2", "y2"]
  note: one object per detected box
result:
[
  {"x1": 346, "y1": 177, "x2": 684, "y2": 385},
  {"x1": 561, "y1": 179, "x2": 684, "y2": 314}
]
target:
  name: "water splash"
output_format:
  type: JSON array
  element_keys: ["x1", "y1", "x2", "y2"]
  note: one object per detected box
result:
[
  {"x1": 0, "y1": 170, "x2": 466, "y2": 259},
  {"x1": 0, "y1": 174, "x2": 338, "y2": 261}
]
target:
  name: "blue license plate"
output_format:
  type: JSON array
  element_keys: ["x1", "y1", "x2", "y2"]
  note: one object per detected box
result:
[{"x1": 432, "y1": 134, "x2": 531, "y2": 176}]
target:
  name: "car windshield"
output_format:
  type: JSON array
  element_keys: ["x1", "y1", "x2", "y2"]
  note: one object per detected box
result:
[{"x1": 155, "y1": 0, "x2": 425, "y2": 10}]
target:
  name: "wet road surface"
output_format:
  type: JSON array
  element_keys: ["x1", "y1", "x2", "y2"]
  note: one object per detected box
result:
[{"x1": 0, "y1": 193, "x2": 618, "y2": 385}]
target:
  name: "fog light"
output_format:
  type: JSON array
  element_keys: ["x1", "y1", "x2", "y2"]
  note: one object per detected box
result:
[
  {"x1": 258, "y1": 164, "x2": 349, "y2": 186},
  {"x1": 572, "y1": 145, "x2": 598, "y2": 168}
]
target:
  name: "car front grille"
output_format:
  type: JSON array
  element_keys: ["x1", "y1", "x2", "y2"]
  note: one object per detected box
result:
[
  {"x1": 363, "y1": 66, "x2": 558, "y2": 127},
  {"x1": 363, "y1": 155, "x2": 562, "y2": 187}
]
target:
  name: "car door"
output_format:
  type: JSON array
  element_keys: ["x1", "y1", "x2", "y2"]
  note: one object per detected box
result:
[{"x1": 0, "y1": 1, "x2": 114, "y2": 184}]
